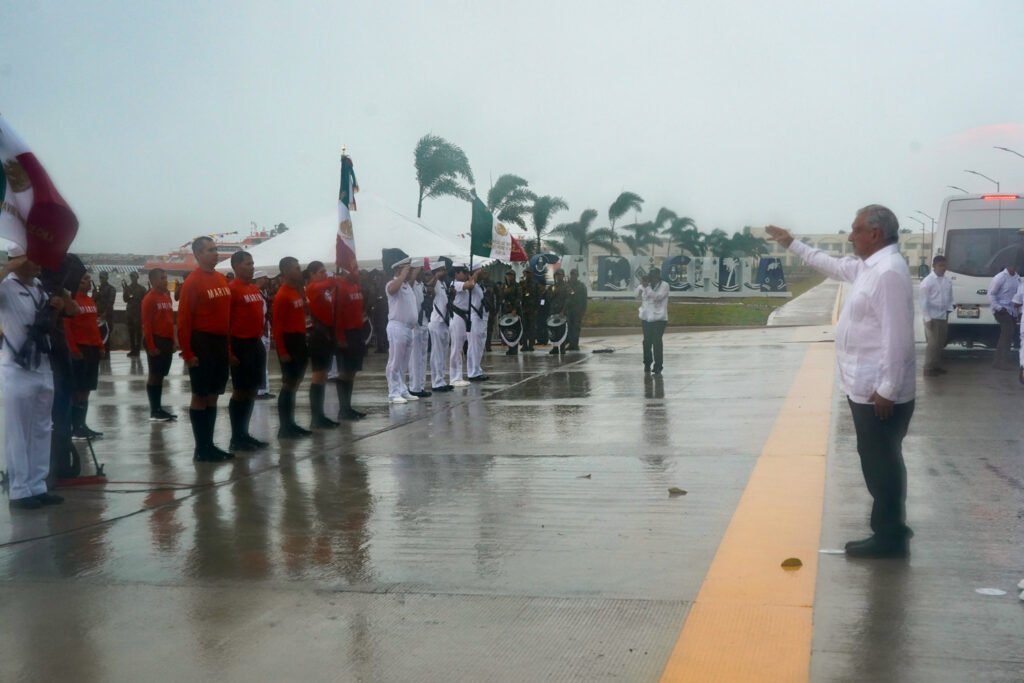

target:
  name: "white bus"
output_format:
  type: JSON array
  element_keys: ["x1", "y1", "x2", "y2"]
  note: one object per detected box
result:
[{"x1": 935, "y1": 193, "x2": 1024, "y2": 347}]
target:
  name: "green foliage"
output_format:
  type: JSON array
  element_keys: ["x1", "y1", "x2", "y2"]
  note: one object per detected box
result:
[
  {"x1": 547, "y1": 209, "x2": 620, "y2": 258},
  {"x1": 487, "y1": 174, "x2": 536, "y2": 231},
  {"x1": 530, "y1": 195, "x2": 569, "y2": 253},
  {"x1": 608, "y1": 191, "x2": 644, "y2": 229},
  {"x1": 414, "y1": 134, "x2": 475, "y2": 217},
  {"x1": 620, "y1": 220, "x2": 664, "y2": 256}
]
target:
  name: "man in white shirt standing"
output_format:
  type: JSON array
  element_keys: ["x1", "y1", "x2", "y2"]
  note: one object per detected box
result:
[
  {"x1": 635, "y1": 267, "x2": 670, "y2": 374},
  {"x1": 919, "y1": 255, "x2": 954, "y2": 377},
  {"x1": 466, "y1": 264, "x2": 490, "y2": 382},
  {"x1": 427, "y1": 261, "x2": 453, "y2": 392},
  {"x1": 406, "y1": 259, "x2": 431, "y2": 398},
  {"x1": 767, "y1": 204, "x2": 915, "y2": 559},
  {"x1": 0, "y1": 245, "x2": 66, "y2": 510},
  {"x1": 448, "y1": 263, "x2": 475, "y2": 388},
  {"x1": 385, "y1": 258, "x2": 419, "y2": 404},
  {"x1": 986, "y1": 263, "x2": 1019, "y2": 369}
]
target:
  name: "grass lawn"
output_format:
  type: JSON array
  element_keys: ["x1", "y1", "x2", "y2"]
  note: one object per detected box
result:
[{"x1": 581, "y1": 275, "x2": 825, "y2": 328}]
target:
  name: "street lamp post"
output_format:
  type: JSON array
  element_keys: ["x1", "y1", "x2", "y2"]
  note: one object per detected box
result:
[
  {"x1": 915, "y1": 210, "x2": 936, "y2": 257},
  {"x1": 994, "y1": 145, "x2": 1024, "y2": 160},
  {"x1": 906, "y1": 215, "x2": 927, "y2": 273},
  {"x1": 947, "y1": 185, "x2": 970, "y2": 194},
  {"x1": 964, "y1": 169, "x2": 1000, "y2": 192}
]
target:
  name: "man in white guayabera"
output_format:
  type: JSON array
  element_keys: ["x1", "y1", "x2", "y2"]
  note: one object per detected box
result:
[{"x1": 766, "y1": 205, "x2": 915, "y2": 559}]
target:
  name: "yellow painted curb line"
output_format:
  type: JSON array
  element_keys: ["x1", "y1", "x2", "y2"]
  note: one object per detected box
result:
[
  {"x1": 830, "y1": 282, "x2": 844, "y2": 326},
  {"x1": 660, "y1": 342, "x2": 835, "y2": 683}
]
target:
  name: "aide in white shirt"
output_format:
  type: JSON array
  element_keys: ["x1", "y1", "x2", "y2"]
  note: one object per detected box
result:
[
  {"x1": 766, "y1": 204, "x2": 914, "y2": 559},
  {"x1": 986, "y1": 265, "x2": 1019, "y2": 369},
  {"x1": 919, "y1": 256, "x2": 953, "y2": 375},
  {"x1": 635, "y1": 268, "x2": 670, "y2": 374}
]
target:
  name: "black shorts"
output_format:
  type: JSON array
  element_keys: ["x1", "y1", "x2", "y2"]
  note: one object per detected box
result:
[
  {"x1": 146, "y1": 335, "x2": 174, "y2": 378},
  {"x1": 308, "y1": 326, "x2": 335, "y2": 372},
  {"x1": 336, "y1": 328, "x2": 366, "y2": 373},
  {"x1": 280, "y1": 332, "x2": 308, "y2": 384},
  {"x1": 230, "y1": 336, "x2": 266, "y2": 391},
  {"x1": 188, "y1": 331, "x2": 229, "y2": 396},
  {"x1": 71, "y1": 344, "x2": 101, "y2": 392}
]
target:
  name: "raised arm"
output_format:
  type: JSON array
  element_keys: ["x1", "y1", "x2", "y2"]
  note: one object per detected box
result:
[{"x1": 765, "y1": 225, "x2": 861, "y2": 283}]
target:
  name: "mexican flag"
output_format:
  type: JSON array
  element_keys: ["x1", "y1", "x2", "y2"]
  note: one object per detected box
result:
[
  {"x1": 470, "y1": 194, "x2": 511, "y2": 262},
  {"x1": 336, "y1": 154, "x2": 359, "y2": 273},
  {"x1": 0, "y1": 115, "x2": 78, "y2": 270}
]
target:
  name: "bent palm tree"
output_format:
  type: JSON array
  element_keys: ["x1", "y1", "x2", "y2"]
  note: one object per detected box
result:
[
  {"x1": 621, "y1": 220, "x2": 664, "y2": 256},
  {"x1": 662, "y1": 216, "x2": 697, "y2": 256},
  {"x1": 608, "y1": 191, "x2": 644, "y2": 239},
  {"x1": 547, "y1": 209, "x2": 620, "y2": 260},
  {"x1": 530, "y1": 195, "x2": 569, "y2": 254},
  {"x1": 414, "y1": 134, "x2": 475, "y2": 217},
  {"x1": 487, "y1": 174, "x2": 536, "y2": 231}
]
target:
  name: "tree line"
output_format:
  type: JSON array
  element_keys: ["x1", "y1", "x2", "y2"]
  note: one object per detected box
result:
[{"x1": 414, "y1": 133, "x2": 769, "y2": 262}]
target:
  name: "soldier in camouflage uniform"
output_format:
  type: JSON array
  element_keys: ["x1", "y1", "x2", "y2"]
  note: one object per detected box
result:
[
  {"x1": 498, "y1": 270, "x2": 520, "y2": 355},
  {"x1": 565, "y1": 269, "x2": 588, "y2": 351},
  {"x1": 518, "y1": 271, "x2": 539, "y2": 352}
]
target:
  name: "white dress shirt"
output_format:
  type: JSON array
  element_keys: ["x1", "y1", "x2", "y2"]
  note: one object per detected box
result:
[
  {"x1": 430, "y1": 279, "x2": 449, "y2": 325},
  {"x1": 919, "y1": 271, "x2": 953, "y2": 322},
  {"x1": 635, "y1": 281, "x2": 670, "y2": 322},
  {"x1": 386, "y1": 279, "x2": 418, "y2": 327},
  {"x1": 789, "y1": 240, "x2": 915, "y2": 404},
  {"x1": 0, "y1": 274, "x2": 51, "y2": 373},
  {"x1": 987, "y1": 268, "x2": 1019, "y2": 314}
]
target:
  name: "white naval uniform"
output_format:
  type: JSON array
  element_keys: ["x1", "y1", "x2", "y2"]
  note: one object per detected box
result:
[
  {"x1": 467, "y1": 282, "x2": 488, "y2": 379},
  {"x1": 259, "y1": 295, "x2": 272, "y2": 394},
  {"x1": 408, "y1": 280, "x2": 429, "y2": 393},
  {"x1": 449, "y1": 280, "x2": 471, "y2": 382},
  {"x1": 0, "y1": 273, "x2": 55, "y2": 501},
  {"x1": 386, "y1": 278, "x2": 418, "y2": 400},
  {"x1": 428, "y1": 279, "x2": 450, "y2": 388}
]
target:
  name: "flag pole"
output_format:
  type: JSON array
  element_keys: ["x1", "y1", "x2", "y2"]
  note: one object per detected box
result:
[
  {"x1": 338, "y1": 145, "x2": 346, "y2": 275},
  {"x1": 469, "y1": 187, "x2": 475, "y2": 272}
]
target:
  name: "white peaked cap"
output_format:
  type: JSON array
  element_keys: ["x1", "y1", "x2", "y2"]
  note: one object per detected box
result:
[
  {"x1": 410, "y1": 257, "x2": 424, "y2": 268},
  {"x1": 6, "y1": 243, "x2": 25, "y2": 258}
]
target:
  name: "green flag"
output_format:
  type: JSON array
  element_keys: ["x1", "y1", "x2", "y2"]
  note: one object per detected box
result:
[{"x1": 471, "y1": 195, "x2": 511, "y2": 261}]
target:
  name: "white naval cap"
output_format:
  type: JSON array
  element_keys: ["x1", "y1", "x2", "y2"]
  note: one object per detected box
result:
[
  {"x1": 450, "y1": 261, "x2": 467, "y2": 271},
  {"x1": 410, "y1": 257, "x2": 425, "y2": 269},
  {"x1": 6, "y1": 243, "x2": 25, "y2": 259},
  {"x1": 430, "y1": 260, "x2": 447, "y2": 271},
  {"x1": 253, "y1": 270, "x2": 269, "y2": 279},
  {"x1": 392, "y1": 256, "x2": 412, "y2": 269}
]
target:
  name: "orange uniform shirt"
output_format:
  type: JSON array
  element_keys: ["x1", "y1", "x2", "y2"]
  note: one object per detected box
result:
[
  {"x1": 272, "y1": 283, "x2": 306, "y2": 351},
  {"x1": 306, "y1": 279, "x2": 334, "y2": 327},
  {"x1": 176, "y1": 269, "x2": 231, "y2": 361},
  {"x1": 229, "y1": 279, "x2": 265, "y2": 340},
  {"x1": 142, "y1": 289, "x2": 175, "y2": 352},
  {"x1": 64, "y1": 292, "x2": 103, "y2": 353},
  {"x1": 334, "y1": 276, "x2": 365, "y2": 337}
]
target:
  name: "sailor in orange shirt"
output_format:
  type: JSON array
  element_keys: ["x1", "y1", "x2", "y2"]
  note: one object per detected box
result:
[
  {"x1": 176, "y1": 236, "x2": 233, "y2": 462},
  {"x1": 272, "y1": 256, "x2": 312, "y2": 438},
  {"x1": 333, "y1": 268, "x2": 368, "y2": 420},
  {"x1": 304, "y1": 260, "x2": 340, "y2": 429},
  {"x1": 141, "y1": 267, "x2": 177, "y2": 422},
  {"x1": 227, "y1": 251, "x2": 270, "y2": 451},
  {"x1": 65, "y1": 272, "x2": 105, "y2": 439}
]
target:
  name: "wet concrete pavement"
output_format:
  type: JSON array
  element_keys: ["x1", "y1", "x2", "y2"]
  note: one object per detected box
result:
[{"x1": 0, "y1": 310, "x2": 1022, "y2": 680}]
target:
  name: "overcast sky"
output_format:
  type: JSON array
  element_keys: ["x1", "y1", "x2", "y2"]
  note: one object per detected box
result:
[{"x1": 4, "y1": 0, "x2": 1024, "y2": 254}]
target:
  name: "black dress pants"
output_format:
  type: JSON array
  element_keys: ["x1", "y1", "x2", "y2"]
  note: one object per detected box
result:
[
  {"x1": 848, "y1": 398, "x2": 914, "y2": 541},
  {"x1": 641, "y1": 320, "x2": 666, "y2": 370}
]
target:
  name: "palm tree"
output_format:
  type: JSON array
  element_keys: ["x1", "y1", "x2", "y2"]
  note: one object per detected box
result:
[
  {"x1": 676, "y1": 225, "x2": 706, "y2": 257},
  {"x1": 704, "y1": 229, "x2": 731, "y2": 257},
  {"x1": 414, "y1": 134, "x2": 475, "y2": 217},
  {"x1": 543, "y1": 237, "x2": 569, "y2": 254},
  {"x1": 662, "y1": 216, "x2": 697, "y2": 256},
  {"x1": 486, "y1": 174, "x2": 536, "y2": 231},
  {"x1": 529, "y1": 195, "x2": 569, "y2": 254},
  {"x1": 547, "y1": 209, "x2": 619, "y2": 260},
  {"x1": 722, "y1": 230, "x2": 769, "y2": 257},
  {"x1": 619, "y1": 221, "x2": 664, "y2": 256},
  {"x1": 607, "y1": 191, "x2": 644, "y2": 238}
]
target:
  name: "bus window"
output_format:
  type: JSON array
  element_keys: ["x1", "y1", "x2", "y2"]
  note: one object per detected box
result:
[{"x1": 946, "y1": 228, "x2": 1024, "y2": 277}]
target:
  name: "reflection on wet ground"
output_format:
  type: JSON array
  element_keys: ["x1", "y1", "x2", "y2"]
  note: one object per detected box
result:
[{"x1": 0, "y1": 326, "x2": 1021, "y2": 680}]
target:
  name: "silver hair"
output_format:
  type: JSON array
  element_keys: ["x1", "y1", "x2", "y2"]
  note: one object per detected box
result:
[{"x1": 856, "y1": 204, "x2": 899, "y2": 244}]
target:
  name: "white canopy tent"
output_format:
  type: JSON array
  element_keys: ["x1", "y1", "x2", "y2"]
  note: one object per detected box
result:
[{"x1": 216, "y1": 192, "x2": 471, "y2": 276}]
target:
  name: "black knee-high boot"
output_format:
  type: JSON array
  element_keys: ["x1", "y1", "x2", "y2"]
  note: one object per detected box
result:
[
  {"x1": 146, "y1": 385, "x2": 160, "y2": 415},
  {"x1": 310, "y1": 383, "x2": 325, "y2": 420},
  {"x1": 277, "y1": 391, "x2": 290, "y2": 428},
  {"x1": 336, "y1": 379, "x2": 352, "y2": 412},
  {"x1": 205, "y1": 405, "x2": 218, "y2": 446},
  {"x1": 189, "y1": 408, "x2": 206, "y2": 449},
  {"x1": 228, "y1": 399, "x2": 244, "y2": 440}
]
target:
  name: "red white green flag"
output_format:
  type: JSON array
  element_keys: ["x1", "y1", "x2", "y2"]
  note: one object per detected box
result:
[
  {"x1": 0, "y1": 115, "x2": 78, "y2": 269},
  {"x1": 336, "y1": 154, "x2": 359, "y2": 273}
]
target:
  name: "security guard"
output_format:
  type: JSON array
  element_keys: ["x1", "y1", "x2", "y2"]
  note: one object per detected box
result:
[
  {"x1": 94, "y1": 271, "x2": 115, "y2": 357},
  {"x1": 546, "y1": 270, "x2": 568, "y2": 355},
  {"x1": 499, "y1": 270, "x2": 520, "y2": 355},
  {"x1": 518, "y1": 271, "x2": 538, "y2": 352},
  {"x1": 565, "y1": 268, "x2": 588, "y2": 351}
]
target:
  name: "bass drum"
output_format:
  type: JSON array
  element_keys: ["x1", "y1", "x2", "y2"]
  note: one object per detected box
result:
[
  {"x1": 498, "y1": 314, "x2": 523, "y2": 348},
  {"x1": 546, "y1": 314, "x2": 568, "y2": 346}
]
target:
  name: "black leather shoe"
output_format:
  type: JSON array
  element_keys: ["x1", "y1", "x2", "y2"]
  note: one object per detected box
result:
[
  {"x1": 194, "y1": 447, "x2": 228, "y2": 463},
  {"x1": 409, "y1": 390, "x2": 432, "y2": 398},
  {"x1": 230, "y1": 438, "x2": 260, "y2": 452},
  {"x1": 644, "y1": 365, "x2": 651, "y2": 374},
  {"x1": 468, "y1": 375, "x2": 489, "y2": 382},
  {"x1": 338, "y1": 408, "x2": 364, "y2": 421},
  {"x1": 844, "y1": 535, "x2": 908, "y2": 559},
  {"x1": 432, "y1": 385, "x2": 453, "y2": 393},
  {"x1": 312, "y1": 416, "x2": 340, "y2": 429},
  {"x1": 36, "y1": 492, "x2": 65, "y2": 506},
  {"x1": 279, "y1": 424, "x2": 312, "y2": 438},
  {"x1": 9, "y1": 496, "x2": 42, "y2": 510},
  {"x1": 243, "y1": 434, "x2": 270, "y2": 448},
  {"x1": 653, "y1": 367, "x2": 662, "y2": 375},
  {"x1": 209, "y1": 444, "x2": 234, "y2": 460},
  {"x1": 549, "y1": 347, "x2": 559, "y2": 355},
  {"x1": 505, "y1": 349, "x2": 518, "y2": 356}
]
